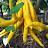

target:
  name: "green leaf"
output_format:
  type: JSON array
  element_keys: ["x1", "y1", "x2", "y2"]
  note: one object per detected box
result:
[
  {"x1": 10, "y1": 7, "x2": 20, "y2": 14},
  {"x1": 10, "y1": 2, "x2": 24, "y2": 14},
  {"x1": 15, "y1": 2, "x2": 24, "y2": 9},
  {"x1": 5, "y1": 25, "x2": 15, "y2": 32}
]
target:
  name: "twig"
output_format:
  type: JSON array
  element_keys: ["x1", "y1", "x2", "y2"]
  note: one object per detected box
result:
[{"x1": 35, "y1": 0, "x2": 42, "y2": 14}]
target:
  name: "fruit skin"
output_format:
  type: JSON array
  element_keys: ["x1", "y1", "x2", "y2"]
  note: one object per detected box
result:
[
  {"x1": 27, "y1": 0, "x2": 38, "y2": 22},
  {"x1": 0, "y1": 17, "x2": 23, "y2": 36},
  {"x1": 0, "y1": 18, "x2": 8, "y2": 22},
  {"x1": 22, "y1": 0, "x2": 32, "y2": 29},
  {"x1": 16, "y1": 0, "x2": 23, "y2": 21},
  {"x1": 9, "y1": 0, "x2": 17, "y2": 20},
  {"x1": 33, "y1": 29, "x2": 42, "y2": 36},
  {"x1": 7, "y1": 17, "x2": 23, "y2": 43},
  {"x1": 7, "y1": 30, "x2": 15, "y2": 43},
  {"x1": 26, "y1": 22, "x2": 46, "y2": 30},
  {"x1": 0, "y1": 29, "x2": 6, "y2": 35},
  {"x1": 14, "y1": 17, "x2": 23, "y2": 30},
  {"x1": 9, "y1": 0, "x2": 13, "y2": 9},
  {"x1": 0, "y1": 0, "x2": 17, "y2": 27},
  {"x1": 41, "y1": 18, "x2": 43, "y2": 23},
  {"x1": 0, "y1": 32, "x2": 9, "y2": 37},
  {"x1": 32, "y1": 26, "x2": 44, "y2": 31},
  {"x1": 12, "y1": 13, "x2": 17, "y2": 20},
  {"x1": 29, "y1": 28, "x2": 44, "y2": 47},
  {"x1": 0, "y1": 0, "x2": 48, "y2": 46},
  {"x1": 46, "y1": 25, "x2": 48, "y2": 29},
  {"x1": 23, "y1": 21, "x2": 28, "y2": 43},
  {"x1": 46, "y1": 34, "x2": 48, "y2": 39},
  {"x1": 0, "y1": 18, "x2": 16, "y2": 27}
]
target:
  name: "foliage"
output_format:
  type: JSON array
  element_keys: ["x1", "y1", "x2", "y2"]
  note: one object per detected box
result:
[
  {"x1": 5, "y1": 25, "x2": 15, "y2": 32},
  {"x1": 32, "y1": 0, "x2": 48, "y2": 11},
  {"x1": 1, "y1": 0, "x2": 17, "y2": 13},
  {"x1": 1, "y1": 0, "x2": 48, "y2": 13},
  {"x1": 40, "y1": 0, "x2": 48, "y2": 11},
  {"x1": 10, "y1": 2, "x2": 24, "y2": 14},
  {"x1": 5, "y1": 2, "x2": 24, "y2": 32},
  {"x1": 2, "y1": 0, "x2": 9, "y2": 12}
]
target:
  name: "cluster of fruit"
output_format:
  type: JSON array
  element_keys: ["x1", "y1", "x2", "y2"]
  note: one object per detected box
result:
[{"x1": 0, "y1": 0, "x2": 48, "y2": 47}]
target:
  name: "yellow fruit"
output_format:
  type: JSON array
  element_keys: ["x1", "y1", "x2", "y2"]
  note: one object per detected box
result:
[
  {"x1": 7, "y1": 18, "x2": 23, "y2": 43},
  {"x1": 29, "y1": 28, "x2": 44, "y2": 47},
  {"x1": 23, "y1": 21, "x2": 28, "y2": 43},
  {"x1": 0, "y1": 0, "x2": 48, "y2": 46},
  {"x1": 9, "y1": 0, "x2": 13, "y2": 9},
  {"x1": 0, "y1": 19, "x2": 16, "y2": 27},
  {"x1": 32, "y1": 26, "x2": 44, "y2": 31},
  {"x1": 0, "y1": 29, "x2": 6, "y2": 35},
  {"x1": 0, "y1": 18, "x2": 23, "y2": 37},
  {"x1": 0, "y1": 32, "x2": 9, "y2": 37},
  {"x1": 33, "y1": 29, "x2": 42, "y2": 36},
  {"x1": 27, "y1": 0, "x2": 38, "y2": 21},
  {"x1": 46, "y1": 25, "x2": 48, "y2": 29},
  {"x1": 46, "y1": 34, "x2": 48, "y2": 39},
  {"x1": 9, "y1": 0, "x2": 17, "y2": 20},
  {"x1": 0, "y1": 18, "x2": 7, "y2": 22},
  {"x1": 41, "y1": 18, "x2": 43, "y2": 23},
  {"x1": 17, "y1": 0, "x2": 23, "y2": 20},
  {"x1": 7, "y1": 30, "x2": 15, "y2": 43},
  {"x1": 12, "y1": 13, "x2": 17, "y2": 20},
  {"x1": 22, "y1": 0, "x2": 32, "y2": 29},
  {"x1": 26, "y1": 22, "x2": 46, "y2": 30}
]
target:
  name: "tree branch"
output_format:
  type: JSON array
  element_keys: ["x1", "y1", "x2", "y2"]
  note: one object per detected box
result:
[{"x1": 35, "y1": 0, "x2": 42, "y2": 14}]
